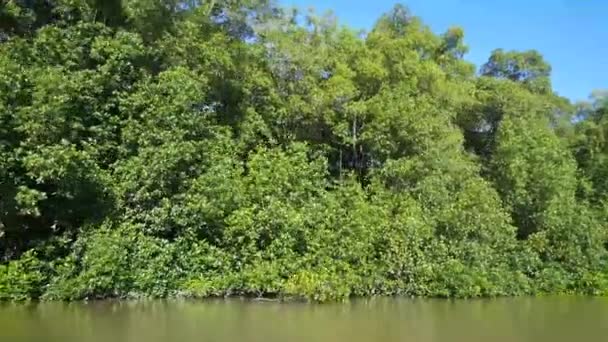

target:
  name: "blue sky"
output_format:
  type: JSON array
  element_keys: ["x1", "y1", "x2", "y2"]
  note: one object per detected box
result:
[{"x1": 282, "y1": 0, "x2": 607, "y2": 102}]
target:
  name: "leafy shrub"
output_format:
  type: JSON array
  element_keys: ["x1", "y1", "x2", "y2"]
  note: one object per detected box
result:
[{"x1": 0, "y1": 251, "x2": 47, "y2": 301}]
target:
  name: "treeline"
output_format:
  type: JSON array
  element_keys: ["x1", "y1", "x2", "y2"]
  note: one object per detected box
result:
[{"x1": 0, "y1": 0, "x2": 607, "y2": 301}]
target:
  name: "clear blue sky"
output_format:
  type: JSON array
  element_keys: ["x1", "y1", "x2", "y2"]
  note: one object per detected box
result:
[{"x1": 283, "y1": 0, "x2": 607, "y2": 102}]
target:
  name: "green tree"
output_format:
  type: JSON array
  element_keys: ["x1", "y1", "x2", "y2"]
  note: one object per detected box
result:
[
  {"x1": 1, "y1": 1, "x2": 607, "y2": 302},
  {"x1": 481, "y1": 49, "x2": 552, "y2": 94}
]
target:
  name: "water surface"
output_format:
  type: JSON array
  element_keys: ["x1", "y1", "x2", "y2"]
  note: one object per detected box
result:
[{"x1": 1, "y1": 297, "x2": 608, "y2": 342}]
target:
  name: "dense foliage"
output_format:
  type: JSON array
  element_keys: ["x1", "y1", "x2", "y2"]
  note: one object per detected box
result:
[{"x1": 1, "y1": 0, "x2": 607, "y2": 302}]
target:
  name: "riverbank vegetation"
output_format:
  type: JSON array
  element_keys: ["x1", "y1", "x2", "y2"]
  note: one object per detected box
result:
[{"x1": 1, "y1": 0, "x2": 607, "y2": 302}]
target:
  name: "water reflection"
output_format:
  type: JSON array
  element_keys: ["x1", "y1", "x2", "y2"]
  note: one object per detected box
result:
[{"x1": 1, "y1": 297, "x2": 608, "y2": 342}]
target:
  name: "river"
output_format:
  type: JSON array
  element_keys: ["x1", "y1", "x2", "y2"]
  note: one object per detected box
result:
[{"x1": 1, "y1": 297, "x2": 608, "y2": 341}]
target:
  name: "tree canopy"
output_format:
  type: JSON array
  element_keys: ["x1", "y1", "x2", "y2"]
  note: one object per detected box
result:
[{"x1": 1, "y1": 1, "x2": 607, "y2": 301}]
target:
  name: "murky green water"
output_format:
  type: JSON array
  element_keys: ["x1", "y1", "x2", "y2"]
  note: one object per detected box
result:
[{"x1": 1, "y1": 297, "x2": 608, "y2": 342}]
